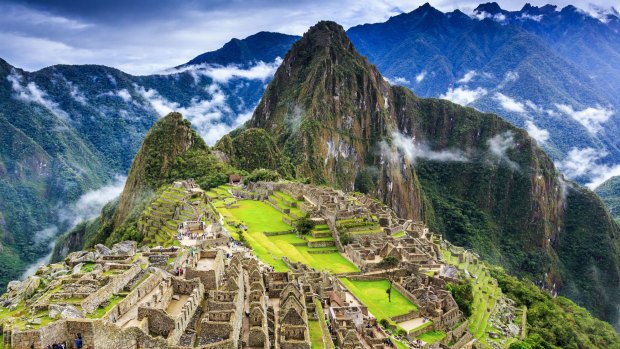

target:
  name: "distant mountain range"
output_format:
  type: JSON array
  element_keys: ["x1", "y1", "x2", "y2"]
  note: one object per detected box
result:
[{"x1": 1, "y1": 1, "x2": 620, "y2": 306}]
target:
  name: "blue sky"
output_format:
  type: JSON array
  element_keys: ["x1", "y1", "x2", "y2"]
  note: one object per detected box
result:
[{"x1": 0, "y1": 0, "x2": 617, "y2": 74}]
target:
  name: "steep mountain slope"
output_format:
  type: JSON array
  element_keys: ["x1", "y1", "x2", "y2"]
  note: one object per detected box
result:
[
  {"x1": 596, "y1": 176, "x2": 620, "y2": 222},
  {"x1": 54, "y1": 112, "x2": 236, "y2": 256},
  {"x1": 220, "y1": 21, "x2": 620, "y2": 327},
  {"x1": 347, "y1": 3, "x2": 620, "y2": 168}
]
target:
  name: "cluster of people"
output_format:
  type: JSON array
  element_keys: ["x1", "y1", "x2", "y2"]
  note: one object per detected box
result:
[
  {"x1": 177, "y1": 228, "x2": 209, "y2": 241},
  {"x1": 42, "y1": 344, "x2": 67, "y2": 349},
  {"x1": 176, "y1": 266, "x2": 185, "y2": 276},
  {"x1": 35, "y1": 335, "x2": 83, "y2": 349}
]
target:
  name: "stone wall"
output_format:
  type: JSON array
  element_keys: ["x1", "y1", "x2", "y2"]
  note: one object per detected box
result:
[
  {"x1": 81, "y1": 264, "x2": 141, "y2": 314},
  {"x1": 138, "y1": 307, "x2": 175, "y2": 338},
  {"x1": 103, "y1": 272, "x2": 162, "y2": 322},
  {"x1": 11, "y1": 321, "x2": 66, "y2": 349}
]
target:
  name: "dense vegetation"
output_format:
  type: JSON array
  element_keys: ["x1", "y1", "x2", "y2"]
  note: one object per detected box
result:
[
  {"x1": 490, "y1": 268, "x2": 620, "y2": 349},
  {"x1": 595, "y1": 175, "x2": 620, "y2": 222},
  {"x1": 447, "y1": 280, "x2": 474, "y2": 318}
]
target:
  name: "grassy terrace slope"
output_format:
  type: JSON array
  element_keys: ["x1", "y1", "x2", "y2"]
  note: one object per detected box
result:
[
  {"x1": 441, "y1": 248, "x2": 508, "y2": 347},
  {"x1": 209, "y1": 187, "x2": 358, "y2": 274},
  {"x1": 339, "y1": 278, "x2": 417, "y2": 321}
]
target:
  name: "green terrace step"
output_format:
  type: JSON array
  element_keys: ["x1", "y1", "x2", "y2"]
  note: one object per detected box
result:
[
  {"x1": 311, "y1": 231, "x2": 332, "y2": 238},
  {"x1": 347, "y1": 228, "x2": 384, "y2": 235},
  {"x1": 306, "y1": 236, "x2": 334, "y2": 242}
]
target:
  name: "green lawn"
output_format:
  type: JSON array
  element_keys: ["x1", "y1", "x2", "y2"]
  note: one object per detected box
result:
[
  {"x1": 228, "y1": 200, "x2": 291, "y2": 232},
  {"x1": 418, "y1": 330, "x2": 446, "y2": 344},
  {"x1": 224, "y1": 199, "x2": 358, "y2": 274},
  {"x1": 309, "y1": 320, "x2": 324, "y2": 349},
  {"x1": 339, "y1": 278, "x2": 418, "y2": 320}
]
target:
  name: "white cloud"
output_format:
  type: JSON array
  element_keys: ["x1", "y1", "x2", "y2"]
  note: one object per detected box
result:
[
  {"x1": 494, "y1": 93, "x2": 526, "y2": 113},
  {"x1": 136, "y1": 83, "x2": 252, "y2": 144},
  {"x1": 116, "y1": 89, "x2": 132, "y2": 102},
  {"x1": 6, "y1": 69, "x2": 70, "y2": 120},
  {"x1": 58, "y1": 175, "x2": 127, "y2": 229},
  {"x1": 385, "y1": 131, "x2": 468, "y2": 163},
  {"x1": 471, "y1": 11, "x2": 507, "y2": 23},
  {"x1": 440, "y1": 86, "x2": 488, "y2": 105},
  {"x1": 525, "y1": 120, "x2": 549, "y2": 145},
  {"x1": 487, "y1": 131, "x2": 519, "y2": 169},
  {"x1": 67, "y1": 80, "x2": 87, "y2": 105},
  {"x1": 518, "y1": 13, "x2": 544, "y2": 21},
  {"x1": 167, "y1": 58, "x2": 282, "y2": 84},
  {"x1": 556, "y1": 147, "x2": 620, "y2": 189},
  {"x1": 415, "y1": 71, "x2": 426, "y2": 83},
  {"x1": 457, "y1": 70, "x2": 476, "y2": 84},
  {"x1": 384, "y1": 76, "x2": 410, "y2": 85},
  {"x1": 555, "y1": 104, "x2": 614, "y2": 134}
]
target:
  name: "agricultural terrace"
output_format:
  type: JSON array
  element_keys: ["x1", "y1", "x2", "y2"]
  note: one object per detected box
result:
[
  {"x1": 209, "y1": 186, "x2": 358, "y2": 274},
  {"x1": 339, "y1": 278, "x2": 417, "y2": 321},
  {"x1": 440, "y1": 248, "x2": 515, "y2": 348}
]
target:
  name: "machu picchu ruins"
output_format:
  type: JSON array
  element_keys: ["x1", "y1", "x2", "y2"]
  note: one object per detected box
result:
[{"x1": 0, "y1": 180, "x2": 523, "y2": 349}]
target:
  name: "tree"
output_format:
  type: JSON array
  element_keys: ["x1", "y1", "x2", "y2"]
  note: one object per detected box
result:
[
  {"x1": 295, "y1": 217, "x2": 315, "y2": 235},
  {"x1": 378, "y1": 256, "x2": 399, "y2": 302},
  {"x1": 447, "y1": 280, "x2": 474, "y2": 317}
]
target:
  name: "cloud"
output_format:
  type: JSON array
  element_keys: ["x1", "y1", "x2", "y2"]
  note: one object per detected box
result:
[
  {"x1": 6, "y1": 69, "x2": 70, "y2": 120},
  {"x1": 415, "y1": 71, "x2": 426, "y2": 83},
  {"x1": 384, "y1": 76, "x2": 410, "y2": 85},
  {"x1": 555, "y1": 104, "x2": 614, "y2": 134},
  {"x1": 487, "y1": 131, "x2": 519, "y2": 169},
  {"x1": 383, "y1": 131, "x2": 468, "y2": 164},
  {"x1": 67, "y1": 80, "x2": 87, "y2": 105},
  {"x1": 494, "y1": 93, "x2": 526, "y2": 113},
  {"x1": 518, "y1": 13, "x2": 544, "y2": 21},
  {"x1": 556, "y1": 147, "x2": 620, "y2": 189},
  {"x1": 169, "y1": 58, "x2": 282, "y2": 84},
  {"x1": 58, "y1": 175, "x2": 127, "y2": 228},
  {"x1": 284, "y1": 104, "x2": 305, "y2": 133},
  {"x1": 525, "y1": 120, "x2": 550, "y2": 144},
  {"x1": 136, "y1": 83, "x2": 251, "y2": 144},
  {"x1": 457, "y1": 70, "x2": 476, "y2": 84},
  {"x1": 471, "y1": 10, "x2": 507, "y2": 23},
  {"x1": 440, "y1": 86, "x2": 488, "y2": 105},
  {"x1": 112, "y1": 88, "x2": 132, "y2": 102},
  {"x1": 202, "y1": 111, "x2": 253, "y2": 145}
]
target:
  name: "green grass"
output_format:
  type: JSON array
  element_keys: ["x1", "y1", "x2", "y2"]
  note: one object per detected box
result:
[
  {"x1": 339, "y1": 278, "x2": 417, "y2": 320},
  {"x1": 228, "y1": 200, "x2": 292, "y2": 232},
  {"x1": 392, "y1": 231, "x2": 406, "y2": 238},
  {"x1": 418, "y1": 330, "x2": 446, "y2": 344},
  {"x1": 222, "y1": 199, "x2": 358, "y2": 274},
  {"x1": 86, "y1": 294, "x2": 124, "y2": 318},
  {"x1": 309, "y1": 320, "x2": 324, "y2": 349}
]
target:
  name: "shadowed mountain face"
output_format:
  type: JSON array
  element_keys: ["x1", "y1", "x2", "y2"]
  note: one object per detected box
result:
[{"x1": 219, "y1": 21, "x2": 620, "y2": 327}]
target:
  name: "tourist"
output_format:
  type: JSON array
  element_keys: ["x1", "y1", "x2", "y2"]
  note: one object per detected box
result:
[{"x1": 75, "y1": 334, "x2": 82, "y2": 349}]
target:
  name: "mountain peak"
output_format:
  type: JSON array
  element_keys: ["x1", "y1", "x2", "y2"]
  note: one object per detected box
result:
[
  {"x1": 296, "y1": 21, "x2": 351, "y2": 51},
  {"x1": 474, "y1": 2, "x2": 504, "y2": 14}
]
